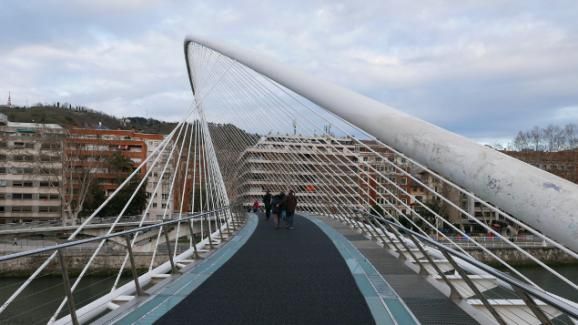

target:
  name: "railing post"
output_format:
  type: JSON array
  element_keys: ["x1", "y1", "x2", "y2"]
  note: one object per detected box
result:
[
  {"x1": 203, "y1": 213, "x2": 214, "y2": 250},
  {"x1": 386, "y1": 222, "x2": 421, "y2": 264},
  {"x1": 441, "y1": 250, "x2": 506, "y2": 325},
  {"x1": 215, "y1": 210, "x2": 224, "y2": 242},
  {"x1": 223, "y1": 209, "x2": 232, "y2": 234},
  {"x1": 162, "y1": 226, "x2": 178, "y2": 274},
  {"x1": 186, "y1": 219, "x2": 201, "y2": 259},
  {"x1": 407, "y1": 234, "x2": 461, "y2": 299},
  {"x1": 124, "y1": 235, "x2": 145, "y2": 296},
  {"x1": 57, "y1": 249, "x2": 80, "y2": 325},
  {"x1": 513, "y1": 287, "x2": 552, "y2": 325},
  {"x1": 227, "y1": 207, "x2": 237, "y2": 231}
]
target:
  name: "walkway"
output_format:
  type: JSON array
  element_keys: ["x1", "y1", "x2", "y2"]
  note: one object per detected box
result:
[{"x1": 156, "y1": 214, "x2": 376, "y2": 324}]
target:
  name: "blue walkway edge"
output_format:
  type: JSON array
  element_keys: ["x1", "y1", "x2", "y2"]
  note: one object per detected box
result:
[
  {"x1": 115, "y1": 214, "x2": 259, "y2": 325},
  {"x1": 303, "y1": 214, "x2": 420, "y2": 325}
]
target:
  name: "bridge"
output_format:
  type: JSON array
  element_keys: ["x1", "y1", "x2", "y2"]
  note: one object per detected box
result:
[{"x1": 0, "y1": 36, "x2": 577, "y2": 324}]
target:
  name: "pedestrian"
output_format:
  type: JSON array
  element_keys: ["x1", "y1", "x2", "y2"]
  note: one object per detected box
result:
[
  {"x1": 252, "y1": 200, "x2": 260, "y2": 213},
  {"x1": 284, "y1": 190, "x2": 297, "y2": 229},
  {"x1": 262, "y1": 190, "x2": 272, "y2": 220},
  {"x1": 277, "y1": 191, "x2": 286, "y2": 225},
  {"x1": 271, "y1": 193, "x2": 281, "y2": 229}
]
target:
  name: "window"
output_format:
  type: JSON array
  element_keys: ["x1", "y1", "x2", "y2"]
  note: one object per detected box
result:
[
  {"x1": 12, "y1": 193, "x2": 33, "y2": 200},
  {"x1": 13, "y1": 181, "x2": 33, "y2": 187},
  {"x1": 13, "y1": 168, "x2": 34, "y2": 175},
  {"x1": 0, "y1": 167, "x2": 6, "y2": 174},
  {"x1": 0, "y1": 154, "x2": 6, "y2": 161},
  {"x1": 39, "y1": 181, "x2": 59, "y2": 187},
  {"x1": 39, "y1": 206, "x2": 59, "y2": 213},
  {"x1": 0, "y1": 193, "x2": 5, "y2": 199},
  {"x1": 12, "y1": 206, "x2": 33, "y2": 213},
  {"x1": 40, "y1": 155, "x2": 60, "y2": 162},
  {"x1": 41, "y1": 143, "x2": 61, "y2": 150},
  {"x1": 14, "y1": 155, "x2": 34, "y2": 162},
  {"x1": 39, "y1": 194, "x2": 59, "y2": 200},
  {"x1": 152, "y1": 203, "x2": 157, "y2": 208},
  {"x1": 0, "y1": 180, "x2": 7, "y2": 187}
]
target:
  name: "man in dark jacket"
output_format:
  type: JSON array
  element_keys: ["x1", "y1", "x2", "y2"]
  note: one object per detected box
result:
[
  {"x1": 284, "y1": 190, "x2": 297, "y2": 229},
  {"x1": 262, "y1": 190, "x2": 272, "y2": 220}
]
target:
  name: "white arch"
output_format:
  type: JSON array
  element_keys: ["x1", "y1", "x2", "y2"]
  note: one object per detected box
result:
[{"x1": 184, "y1": 36, "x2": 578, "y2": 253}]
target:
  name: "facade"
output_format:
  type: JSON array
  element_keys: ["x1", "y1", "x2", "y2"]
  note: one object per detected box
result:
[
  {"x1": 235, "y1": 135, "x2": 412, "y2": 214},
  {"x1": 65, "y1": 129, "x2": 171, "y2": 221},
  {"x1": 502, "y1": 149, "x2": 578, "y2": 184},
  {"x1": 0, "y1": 113, "x2": 67, "y2": 223}
]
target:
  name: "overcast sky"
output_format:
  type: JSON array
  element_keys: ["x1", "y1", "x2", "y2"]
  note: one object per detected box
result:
[{"x1": 1, "y1": 0, "x2": 577, "y2": 144}]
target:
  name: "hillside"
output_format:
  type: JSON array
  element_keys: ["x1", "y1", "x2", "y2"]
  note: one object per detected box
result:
[{"x1": 0, "y1": 104, "x2": 176, "y2": 134}]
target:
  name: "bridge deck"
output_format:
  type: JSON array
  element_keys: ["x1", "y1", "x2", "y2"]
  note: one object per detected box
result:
[{"x1": 113, "y1": 214, "x2": 473, "y2": 324}]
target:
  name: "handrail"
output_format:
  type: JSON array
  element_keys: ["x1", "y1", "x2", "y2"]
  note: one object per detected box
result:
[
  {"x1": 0, "y1": 207, "x2": 228, "y2": 263},
  {"x1": 358, "y1": 210, "x2": 578, "y2": 319}
]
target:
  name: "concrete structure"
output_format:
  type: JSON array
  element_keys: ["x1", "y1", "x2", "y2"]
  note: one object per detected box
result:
[{"x1": 0, "y1": 113, "x2": 67, "y2": 223}]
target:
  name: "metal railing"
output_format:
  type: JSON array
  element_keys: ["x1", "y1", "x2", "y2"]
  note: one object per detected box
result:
[
  {"x1": 348, "y1": 209, "x2": 578, "y2": 324},
  {"x1": 0, "y1": 206, "x2": 242, "y2": 325}
]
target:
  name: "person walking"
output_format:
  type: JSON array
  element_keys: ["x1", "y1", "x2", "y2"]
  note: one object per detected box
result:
[
  {"x1": 252, "y1": 200, "x2": 260, "y2": 213},
  {"x1": 285, "y1": 190, "x2": 297, "y2": 229},
  {"x1": 271, "y1": 193, "x2": 282, "y2": 229},
  {"x1": 262, "y1": 190, "x2": 272, "y2": 220},
  {"x1": 277, "y1": 191, "x2": 286, "y2": 227}
]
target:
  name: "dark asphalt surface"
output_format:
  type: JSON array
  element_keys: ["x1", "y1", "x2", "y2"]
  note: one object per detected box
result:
[{"x1": 156, "y1": 214, "x2": 375, "y2": 324}]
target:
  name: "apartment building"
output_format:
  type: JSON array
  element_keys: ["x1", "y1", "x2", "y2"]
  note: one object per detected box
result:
[
  {"x1": 502, "y1": 149, "x2": 577, "y2": 184},
  {"x1": 235, "y1": 135, "x2": 414, "y2": 214},
  {"x1": 0, "y1": 113, "x2": 67, "y2": 223},
  {"x1": 65, "y1": 129, "x2": 171, "y2": 220}
]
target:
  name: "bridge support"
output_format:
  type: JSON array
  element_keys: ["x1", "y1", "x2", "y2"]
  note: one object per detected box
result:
[{"x1": 184, "y1": 36, "x2": 578, "y2": 252}]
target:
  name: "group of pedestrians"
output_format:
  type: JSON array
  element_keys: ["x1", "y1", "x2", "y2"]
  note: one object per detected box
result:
[{"x1": 261, "y1": 190, "x2": 297, "y2": 230}]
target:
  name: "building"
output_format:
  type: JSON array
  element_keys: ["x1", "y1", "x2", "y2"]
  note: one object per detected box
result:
[
  {"x1": 0, "y1": 113, "x2": 67, "y2": 223},
  {"x1": 236, "y1": 135, "x2": 362, "y2": 212},
  {"x1": 235, "y1": 135, "x2": 413, "y2": 214},
  {"x1": 502, "y1": 149, "x2": 578, "y2": 184},
  {"x1": 65, "y1": 129, "x2": 171, "y2": 221}
]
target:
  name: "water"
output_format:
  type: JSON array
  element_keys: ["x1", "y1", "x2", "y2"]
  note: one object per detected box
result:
[
  {"x1": 512, "y1": 264, "x2": 578, "y2": 303},
  {"x1": 0, "y1": 275, "x2": 131, "y2": 325},
  {"x1": 0, "y1": 266, "x2": 575, "y2": 324}
]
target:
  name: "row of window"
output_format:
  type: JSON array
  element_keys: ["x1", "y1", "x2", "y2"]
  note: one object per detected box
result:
[
  {"x1": 0, "y1": 180, "x2": 60, "y2": 187},
  {"x1": 0, "y1": 154, "x2": 60, "y2": 162},
  {"x1": 0, "y1": 167, "x2": 61, "y2": 175},
  {"x1": 0, "y1": 193, "x2": 60, "y2": 200},
  {"x1": 0, "y1": 206, "x2": 60, "y2": 213}
]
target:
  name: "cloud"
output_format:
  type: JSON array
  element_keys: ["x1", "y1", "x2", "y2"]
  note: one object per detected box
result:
[{"x1": 0, "y1": 0, "x2": 577, "y2": 143}]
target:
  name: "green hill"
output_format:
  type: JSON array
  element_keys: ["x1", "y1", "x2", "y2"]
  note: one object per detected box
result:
[{"x1": 0, "y1": 104, "x2": 176, "y2": 134}]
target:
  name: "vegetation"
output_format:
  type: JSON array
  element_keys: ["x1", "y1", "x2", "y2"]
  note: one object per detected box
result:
[
  {"x1": 0, "y1": 103, "x2": 176, "y2": 134},
  {"x1": 511, "y1": 123, "x2": 577, "y2": 152}
]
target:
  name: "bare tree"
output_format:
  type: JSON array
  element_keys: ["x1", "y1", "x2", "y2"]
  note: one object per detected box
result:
[
  {"x1": 512, "y1": 131, "x2": 529, "y2": 151},
  {"x1": 60, "y1": 135, "x2": 102, "y2": 225}
]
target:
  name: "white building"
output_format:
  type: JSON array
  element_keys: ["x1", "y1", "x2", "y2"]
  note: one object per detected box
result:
[{"x1": 0, "y1": 113, "x2": 67, "y2": 223}]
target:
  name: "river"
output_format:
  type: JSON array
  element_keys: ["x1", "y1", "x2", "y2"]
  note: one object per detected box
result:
[{"x1": 0, "y1": 266, "x2": 576, "y2": 324}]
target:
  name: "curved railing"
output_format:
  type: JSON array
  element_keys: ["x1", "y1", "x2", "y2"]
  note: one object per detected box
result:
[{"x1": 0, "y1": 207, "x2": 242, "y2": 324}]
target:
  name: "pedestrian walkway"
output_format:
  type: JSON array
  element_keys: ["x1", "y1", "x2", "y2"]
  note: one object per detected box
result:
[
  {"x1": 114, "y1": 214, "x2": 423, "y2": 324},
  {"x1": 156, "y1": 214, "x2": 378, "y2": 324}
]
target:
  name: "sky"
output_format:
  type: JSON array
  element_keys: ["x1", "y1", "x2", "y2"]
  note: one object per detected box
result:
[{"x1": 1, "y1": 0, "x2": 577, "y2": 145}]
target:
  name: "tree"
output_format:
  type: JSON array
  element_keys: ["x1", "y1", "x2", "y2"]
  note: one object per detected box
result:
[{"x1": 99, "y1": 153, "x2": 147, "y2": 217}]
